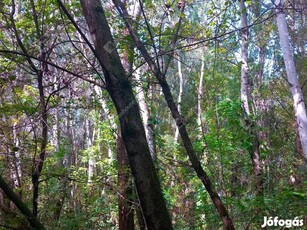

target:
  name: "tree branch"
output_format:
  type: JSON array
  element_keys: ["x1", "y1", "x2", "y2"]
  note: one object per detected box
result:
[
  {"x1": 0, "y1": 50, "x2": 106, "y2": 88},
  {"x1": 0, "y1": 175, "x2": 45, "y2": 229}
]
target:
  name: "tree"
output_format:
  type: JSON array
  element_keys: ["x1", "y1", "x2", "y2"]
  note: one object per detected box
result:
[
  {"x1": 112, "y1": 0, "x2": 235, "y2": 228},
  {"x1": 240, "y1": 0, "x2": 250, "y2": 116},
  {"x1": 275, "y1": 0, "x2": 307, "y2": 163},
  {"x1": 0, "y1": 0, "x2": 305, "y2": 229},
  {"x1": 0, "y1": 175, "x2": 45, "y2": 229},
  {"x1": 78, "y1": 0, "x2": 173, "y2": 228},
  {"x1": 239, "y1": 0, "x2": 263, "y2": 195}
]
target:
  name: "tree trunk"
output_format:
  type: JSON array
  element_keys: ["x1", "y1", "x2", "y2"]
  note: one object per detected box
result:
[
  {"x1": 32, "y1": 69, "x2": 48, "y2": 217},
  {"x1": 66, "y1": 102, "x2": 78, "y2": 211},
  {"x1": 240, "y1": 0, "x2": 264, "y2": 195},
  {"x1": 275, "y1": 0, "x2": 307, "y2": 163},
  {"x1": 197, "y1": 55, "x2": 205, "y2": 136},
  {"x1": 112, "y1": 2, "x2": 235, "y2": 228},
  {"x1": 161, "y1": 80, "x2": 234, "y2": 229},
  {"x1": 174, "y1": 53, "x2": 183, "y2": 143},
  {"x1": 85, "y1": 118, "x2": 95, "y2": 184},
  {"x1": 135, "y1": 68, "x2": 156, "y2": 159},
  {"x1": 9, "y1": 0, "x2": 49, "y2": 216},
  {"x1": 53, "y1": 107, "x2": 67, "y2": 221},
  {"x1": 11, "y1": 122, "x2": 22, "y2": 196},
  {"x1": 79, "y1": 1, "x2": 173, "y2": 229},
  {"x1": 117, "y1": 6, "x2": 140, "y2": 226},
  {"x1": 117, "y1": 132, "x2": 135, "y2": 230},
  {"x1": 240, "y1": 0, "x2": 250, "y2": 116},
  {"x1": 251, "y1": 1, "x2": 266, "y2": 195}
]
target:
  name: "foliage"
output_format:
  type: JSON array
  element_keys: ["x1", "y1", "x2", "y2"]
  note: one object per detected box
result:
[{"x1": 0, "y1": 0, "x2": 306, "y2": 229}]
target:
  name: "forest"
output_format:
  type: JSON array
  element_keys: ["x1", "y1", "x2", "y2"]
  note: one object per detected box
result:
[{"x1": 0, "y1": 0, "x2": 306, "y2": 229}]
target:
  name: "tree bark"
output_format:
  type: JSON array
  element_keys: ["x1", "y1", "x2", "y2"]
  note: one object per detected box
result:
[
  {"x1": 275, "y1": 0, "x2": 307, "y2": 163},
  {"x1": 117, "y1": 132, "x2": 135, "y2": 230},
  {"x1": 79, "y1": 1, "x2": 173, "y2": 229}
]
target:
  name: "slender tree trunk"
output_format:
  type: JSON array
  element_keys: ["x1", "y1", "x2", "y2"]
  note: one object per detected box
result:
[
  {"x1": 135, "y1": 68, "x2": 156, "y2": 159},
  {"x1": 12, "y1": 122, "x2": 22, "y2": 195},
  {"x1": 85, "y1": 119, "x2": 95, "y2": 184},
  {"x1": 239, "y1": 0, "x2": 264, "y2": 195},
  {"x1": 79, "y1": 1, "x2": 173, "y2": 229},
  {"x1": 240, "y1": 0, "x2": 250, "y2": 116},
  {"x1": 112, "y1": 2, "x2": 235, "y2": 228},
  {"x1": 161, "y1": 79, "x2": 234, "y2": 229},
  {"x1": 251, "y1": 1, "x2": 266, "y2": 195},
  {"x1": 66, "y1": 104, "x2": 78, "y2": 211},
  {"x1": 30, "y1": 0, "x2": 49, "y2": 216},
  {"x1": 197, "y1": 56, "x2": 205, "y2": 136},
  {"x1": 275, "y1": 0, "x2": 307, "y2": 163},
  {"x1": 53, "y1": 107, "x2": 67, "y2": 221},
  {"x1": 31, "y1": 72, "x2": 46, "y2": 216},
  {"x1": 32, "y1": 69, "x2": 48, "y2": 217},
  {"x1": 174, "y1": 53, "x2": 183, "y2": 143},
  {"x1": 9, "y1": 0, "x2": 49, "y2": 216}
]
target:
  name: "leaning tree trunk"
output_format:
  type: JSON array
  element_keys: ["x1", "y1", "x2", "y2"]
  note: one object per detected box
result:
[
  {"x1": 275, "y1": 0, "x2": 307, "y2": 163},
  {"x1": 129, "y1": 1, "x2": 156, "y2": 160},
  {"x1": 79, "y1": 1, "x2": 173, "y2": 229},
  {"x1": 0, "y1": 175, "x2": 45, "y2": 229},
  {"x1": 9, "y1": 0, "x2": 49, "y2": 216},
  {"x1": 117, "y1": 5, "x2": 141, "y2": 227},
  {"x1": 111, "y1": 1, "x2": 235, "y2": 229}
]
